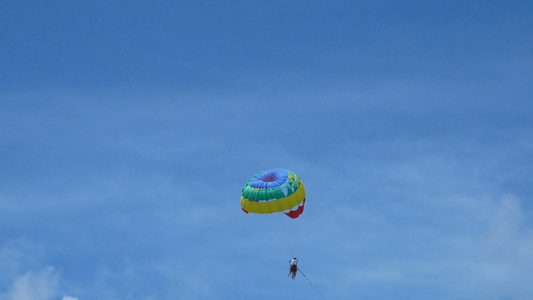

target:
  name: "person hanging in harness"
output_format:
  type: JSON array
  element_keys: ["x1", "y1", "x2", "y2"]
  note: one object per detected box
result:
[{"x1": 288, "y1": 257, "x2": 298, "y2": 279}]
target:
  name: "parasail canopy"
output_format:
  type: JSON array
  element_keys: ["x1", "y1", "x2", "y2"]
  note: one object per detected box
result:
[{"x1": 241, "y1": 168, "x2": 306, "y2": 219}]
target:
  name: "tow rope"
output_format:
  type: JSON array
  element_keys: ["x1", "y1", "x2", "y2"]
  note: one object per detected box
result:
[{"x1": 297, "y1": 267, "x2": 329, "y2": 300}]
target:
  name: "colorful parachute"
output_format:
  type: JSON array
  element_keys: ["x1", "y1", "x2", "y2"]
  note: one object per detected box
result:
[{"x1": 240, "y1": 168, "x2": 306, "y2": 219}]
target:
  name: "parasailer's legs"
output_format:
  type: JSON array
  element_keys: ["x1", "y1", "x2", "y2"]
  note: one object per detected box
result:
[{"x1": 289, "y1": 265, "x2": 298, "y2": 279}]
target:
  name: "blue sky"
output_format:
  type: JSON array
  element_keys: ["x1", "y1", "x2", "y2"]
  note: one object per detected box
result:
[{"x1": 1, "y1": 1, "x2": 532, "y2": 299}]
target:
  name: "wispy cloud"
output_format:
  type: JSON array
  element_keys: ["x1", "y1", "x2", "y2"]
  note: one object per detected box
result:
[
  {"x1": 8, "y1": 267, "x2": 57, "y2": 300},
  {"x1": 474, "y1": 195, "x2": 533, "y2": 298}
]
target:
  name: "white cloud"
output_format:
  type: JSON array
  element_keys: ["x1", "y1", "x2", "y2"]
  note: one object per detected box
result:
[
  {"x1": 0, "y1": 239, "x2": 46, "y2": 282},
  {"x1": 475, "y1": 195, "x2": 533, "y2": 298},
  {"x1": 62, "y1": 297, "x2": 78, "y2": 300},
  {"x1": 8, "y1": 267, "x2": 58, "y2": 300}
]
